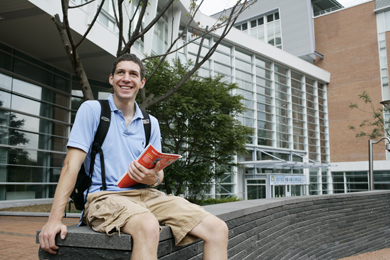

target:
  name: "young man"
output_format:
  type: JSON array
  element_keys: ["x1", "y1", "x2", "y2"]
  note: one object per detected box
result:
[{"x1": 39, "y1": 54, "x2": 229, "y2": 260}]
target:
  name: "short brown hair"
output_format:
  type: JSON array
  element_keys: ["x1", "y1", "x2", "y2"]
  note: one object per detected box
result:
[{"x1": 111, "y1": 53, "x2": 145, "y2": 79}]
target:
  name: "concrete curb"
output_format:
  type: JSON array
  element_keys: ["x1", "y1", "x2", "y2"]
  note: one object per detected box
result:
[{"x1": 0, "y1": 211, "x2": 80, "y2": 218}]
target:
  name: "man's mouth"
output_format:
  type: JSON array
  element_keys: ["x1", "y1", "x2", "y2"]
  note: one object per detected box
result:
[{"x1": 120, "y1": 86, "x2": 132, "y2": 90}]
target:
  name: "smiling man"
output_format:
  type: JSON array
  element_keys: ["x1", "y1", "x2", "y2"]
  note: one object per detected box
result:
[{"x1": 38, "y1": 54, "x2": 228, "y2": 260}]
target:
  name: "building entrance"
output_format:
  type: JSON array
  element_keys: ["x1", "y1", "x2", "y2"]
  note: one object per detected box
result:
[
  {"x1": 272, "y1": 185, "x2": 286, "y2": 198},
  {"x1": 270, "y1": 184, "x2": 306, "y2": 198},
  {"x1": 245, "y1": 174, "x2": 308, "y2": 199}
]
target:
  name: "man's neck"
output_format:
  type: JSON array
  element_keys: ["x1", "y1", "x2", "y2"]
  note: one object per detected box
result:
[{"x1": 113, "y1": 95, "x2": 136, "y2": 126}]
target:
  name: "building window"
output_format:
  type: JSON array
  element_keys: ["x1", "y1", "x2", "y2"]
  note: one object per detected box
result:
[
  {"x1": 291, "y1": 72, "x2": 305, "y2": 151},
  {"x1": 237, "y1": 10, "x2": 282, "y2": 49},
  {"x1": 0, "y1": 49, "x2": 71, "y2": 201},
  {"x1": 235, "y1": 49, "x2": 255, "y2": 145},
  {"x1": 98, "y1": 0, "x2": 119, "y2": 34},
  {"x1": 0, "y1": 43, "x2": 111, "y2": 201},
  {"x1": 152, "y1": 8, "x2": 169, "y2": 55},
  {"x1": 275, "y1": 65, "x2": 290, "y2": 149},
  {"x1": 247, "y1": 179, "x2": 266, "y2": 200},
  {"x1": 216, "y1": 174, "x2": 235, "y2": 198}
]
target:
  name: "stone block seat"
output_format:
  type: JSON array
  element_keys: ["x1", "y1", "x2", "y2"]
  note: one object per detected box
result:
[{"x1": 37, "y1": 190, "x2": 390, "y2": 259}]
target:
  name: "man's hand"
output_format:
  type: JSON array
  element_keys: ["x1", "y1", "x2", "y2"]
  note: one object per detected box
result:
[
  {"x1": 127, "y1": 160, "x2": 161, "y2": 186},
  {"x1": 39, "y1": 221, "x2": 68, "y2": 254}
]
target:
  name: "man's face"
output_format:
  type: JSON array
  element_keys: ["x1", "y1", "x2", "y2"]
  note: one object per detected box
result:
[{"x1": 109, "y1": 60, "x2": 145, "y2": 102}]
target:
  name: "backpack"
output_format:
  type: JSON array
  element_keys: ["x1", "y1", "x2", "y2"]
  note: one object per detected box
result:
[{"x1": 70, "y1": 99, "x2": 151, "y2": 210}]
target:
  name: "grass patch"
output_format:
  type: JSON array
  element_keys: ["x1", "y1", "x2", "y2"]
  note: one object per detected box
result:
[{"x1": 190, "y1": 196, "x2": 242, "y2": 206}]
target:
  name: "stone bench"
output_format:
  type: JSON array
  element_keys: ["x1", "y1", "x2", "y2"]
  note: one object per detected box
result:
[{"x1": 37, "y1": 190, "x2": 390, "y2": 259}]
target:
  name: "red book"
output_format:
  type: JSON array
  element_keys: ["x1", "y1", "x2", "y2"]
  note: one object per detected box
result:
[{"x1": 116, "y1": 143, "x2": 182, "y2": 188}]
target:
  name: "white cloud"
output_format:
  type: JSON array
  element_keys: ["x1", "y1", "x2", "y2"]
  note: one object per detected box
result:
[
  {"x1": 198, "y1": 0, "x2": 371, "y2": 16},
  {"x1": 199, "y1": 0, "x2": 237, "y2": 16}
]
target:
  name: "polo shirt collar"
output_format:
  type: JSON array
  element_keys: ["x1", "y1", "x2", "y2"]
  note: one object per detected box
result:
[{"x1": 107, "y1": 94, "x2": 143, "y2": 120}]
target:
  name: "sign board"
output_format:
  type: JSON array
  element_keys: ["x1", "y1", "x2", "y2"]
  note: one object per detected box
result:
[{"x1": 270, "y1": 175, "x2": 306, "y2": 185}]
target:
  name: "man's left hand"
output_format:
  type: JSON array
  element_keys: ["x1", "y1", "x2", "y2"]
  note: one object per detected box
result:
[{"x1": 127, "y1": 160, "x2": 160, "y2": 186}]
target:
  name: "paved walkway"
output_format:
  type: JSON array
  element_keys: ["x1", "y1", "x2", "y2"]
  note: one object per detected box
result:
[
  {"x1": 1, "y1": 215, "x2": 390, "y2": 260},
  {"x1": 0, "y1": 215, "x2": 79, "y2": 260},
  {"x1": 339, "y1": 249, "x2": 390, "y2": 260}
]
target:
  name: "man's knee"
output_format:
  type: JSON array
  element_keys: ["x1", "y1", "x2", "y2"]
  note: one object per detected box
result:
[
  {"x1": 211, "y1": 217, "x2": 229, "y2": 241},
  {"x1": 197, "y1": 215, "x2": 229, "y2": 242},
  {"x1": 122, "y1": 213, "x2": 160, "y2": 240}
]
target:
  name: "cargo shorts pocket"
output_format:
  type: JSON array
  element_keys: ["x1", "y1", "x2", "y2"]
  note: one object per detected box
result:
[{"x1": 86, "y1": 196, "x2": 128, "y2": 236}]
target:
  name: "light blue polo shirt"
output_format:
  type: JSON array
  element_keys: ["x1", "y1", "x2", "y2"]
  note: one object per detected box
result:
[{"x1": 67, "y1": 94, "x2": 162, "y2": 194}]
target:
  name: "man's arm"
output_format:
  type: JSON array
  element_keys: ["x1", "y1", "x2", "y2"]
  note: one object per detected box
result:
[{"x1": 39, "y1": 147, "x2": 87, "y2": 254}]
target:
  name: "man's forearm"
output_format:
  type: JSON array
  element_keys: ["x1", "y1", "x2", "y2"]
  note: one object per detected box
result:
[
  {"x1": 48, "y1": 164, "x2": 78, "y2": 222},
  {"x1": 48, "y1": 148, "x2": 86, "y2": 222}
]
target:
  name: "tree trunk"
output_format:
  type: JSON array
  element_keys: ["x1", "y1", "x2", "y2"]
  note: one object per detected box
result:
[{"x1": 52, "y1": 14, "x2": 94, "y2": 101}]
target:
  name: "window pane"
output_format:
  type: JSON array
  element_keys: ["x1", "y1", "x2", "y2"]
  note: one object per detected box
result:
[
  {"x1": 267, "y1": 14, "x2": 273, "y2": 22},
  {"x1": 0, "y1": 73, "x2": 12, "y2": 91}
]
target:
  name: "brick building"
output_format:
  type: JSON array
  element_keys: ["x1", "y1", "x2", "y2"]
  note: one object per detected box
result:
[{"x1": 314, "y1": 0, "x2": 390, "y2": 192}]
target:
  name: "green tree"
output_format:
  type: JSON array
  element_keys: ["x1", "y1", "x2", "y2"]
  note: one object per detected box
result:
[
  {"x1": 348, "y1": 91, "x2": 390, "y2": 139},
  {"x1": 142, "y1": 58, "x2": 252, "y2": 199}
]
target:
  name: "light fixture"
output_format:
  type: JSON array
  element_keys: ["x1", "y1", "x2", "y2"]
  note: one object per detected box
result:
[{"x1": 380, "y1": 100, "x2": 390, "y2": 110}]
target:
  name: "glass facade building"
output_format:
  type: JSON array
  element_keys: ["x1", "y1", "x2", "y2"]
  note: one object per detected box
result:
[
  {"x1": 0, "y1": 43, "x2": 111, "y2": 200},
  {"x1": 0, "y1": 0, "x2": 346, "y2": 202}
]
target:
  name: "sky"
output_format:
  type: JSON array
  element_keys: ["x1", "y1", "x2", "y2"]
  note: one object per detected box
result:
[{"x1": 199, "y1": 0, "x2": 370, "y2": 16}]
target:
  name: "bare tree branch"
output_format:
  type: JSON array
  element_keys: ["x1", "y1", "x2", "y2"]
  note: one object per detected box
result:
[
  {"x1": 141, "y1": 0, "x2": 203, "y2": 94},
  {"x1": 113, "y1": 0, "x2": 126, "y2": 53},
  {"x1": 75, "y1": 0, "x2": 106, "y2": 48},
  {"x1": 141, "y1": 0, "x2": 252, "y2": 87},
  {"x1": 52, "y1": 0, "x2": 256, "y2": 105},
  {"x1": 61, "y1": 0, "x2": 77, "y2": 61},
  {"x1": 121, "y1": 0, "x2": 175, "y2": 55},
  {"x1": 141, "y1": 1, "x2": 251, "y2": 109},
  {"x1": 195, "y1": 26, "x2": 207, "y2": 64}
]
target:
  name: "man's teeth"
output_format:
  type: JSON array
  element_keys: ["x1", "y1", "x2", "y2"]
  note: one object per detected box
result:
[{"x1": 121, "y1": 86, "x2": 131, "y2": 89}]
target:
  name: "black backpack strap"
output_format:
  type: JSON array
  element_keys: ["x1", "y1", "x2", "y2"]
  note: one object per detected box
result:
[
  {"x1": 141, "y1": 109, "x2": 151, "y2": 147},
  {"x1": 89, "y1": 100, "x2": 111, "y2": 191}
]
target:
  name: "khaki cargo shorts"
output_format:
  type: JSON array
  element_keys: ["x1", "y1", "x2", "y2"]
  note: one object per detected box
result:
[{"x1": 83, "y1": 188, "x2": 211, "y2": 246}]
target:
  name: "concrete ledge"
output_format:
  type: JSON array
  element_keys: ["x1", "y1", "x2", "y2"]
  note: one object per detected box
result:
[
  {"x1": 0, "y1": 212, "x2": 80, "y2": 218},
  {"x1": 37, "y1": 191, "x2": 390, "y2": 259},
  {"x1": 0, "y1": 198, "x2": 54, "y2": 209}
]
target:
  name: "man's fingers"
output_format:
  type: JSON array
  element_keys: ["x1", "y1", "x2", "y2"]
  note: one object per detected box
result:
[
  {"x1": 48, "y1": 232, "x2": 60, "y2": 251},
  {"x1": 39, "y1": 233, "x2": 59, "y2": 254},
  {"x1": 60, "y1": 225, "x2": 68, "y2": 240},
  {"x1": 155, "y1": 161, "x2": 161, "y2": 171},
  {"x1": 128, "y1": 162, "x2": 145, "y2": 181},
  {"x1": 39, "y1": 223, "x2": 67, "y2": 255}
]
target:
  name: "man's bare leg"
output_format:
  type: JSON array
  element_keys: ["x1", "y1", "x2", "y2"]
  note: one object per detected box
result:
[
  {"x1": 189, "y1": 215, "x2": 229, "y2": 260},
  {"x1": 121, "y1": 212, "x2": 160, "y2": 260}
]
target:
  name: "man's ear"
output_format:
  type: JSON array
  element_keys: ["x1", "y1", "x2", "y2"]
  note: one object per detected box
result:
[
  {"x1": 109, "y1": 74, "x2": 113, "y2": 85},
  {"x1": 140, "y1": 78, "x2": 146, "y2": 89}
]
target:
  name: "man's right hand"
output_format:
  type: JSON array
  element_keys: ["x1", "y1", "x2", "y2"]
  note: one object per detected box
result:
[{"x1": 39, "y1": 221, "x2": 68, "y2": 254}]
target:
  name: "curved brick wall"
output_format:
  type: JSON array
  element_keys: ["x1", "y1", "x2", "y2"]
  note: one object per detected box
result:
[{"x1": 37, "y1": 191, "x2": 390, "y2": 259}]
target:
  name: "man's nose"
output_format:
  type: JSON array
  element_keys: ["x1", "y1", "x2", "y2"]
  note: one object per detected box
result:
[{"x1": 122, "y1": 73, "x2": 131, "y2": 81}]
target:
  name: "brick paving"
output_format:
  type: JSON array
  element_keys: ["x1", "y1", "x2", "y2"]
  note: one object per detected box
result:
[
  {"x1": 339, "y1": 249, "x2": 390, "y2": 260},
  {"x1": 0, "y1": 215, "x2": 390, "y2": 260},
  {"x1": 0, "y1": 216, "x2": 79, "y2": 260}
]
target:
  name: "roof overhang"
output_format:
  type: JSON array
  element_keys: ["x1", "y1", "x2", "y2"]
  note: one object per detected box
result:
[{"x1": 240, "y1": 160, "x2": 331, "y2": 169}]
